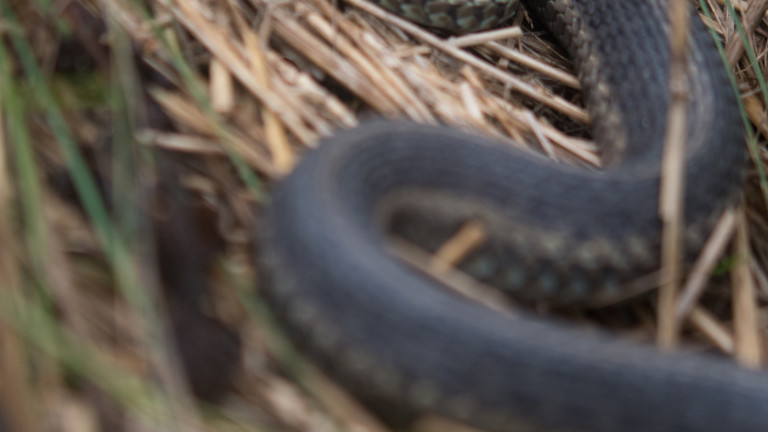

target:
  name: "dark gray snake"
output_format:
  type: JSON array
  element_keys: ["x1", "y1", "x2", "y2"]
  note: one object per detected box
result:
[{"x1": 259, "y1": 1, "x2": 768, "y2": 431}]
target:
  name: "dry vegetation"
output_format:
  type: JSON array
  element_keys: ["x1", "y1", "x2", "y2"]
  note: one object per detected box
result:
[{"x1": 0, "y1": 0, "x2": 767, "y2": 431}]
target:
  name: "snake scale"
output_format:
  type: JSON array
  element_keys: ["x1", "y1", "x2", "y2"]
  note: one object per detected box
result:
[{"x1": 259, "y1": 0, "x2": 768, "y2": 431}]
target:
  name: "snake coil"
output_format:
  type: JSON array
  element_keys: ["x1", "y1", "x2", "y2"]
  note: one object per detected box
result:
[{"x1": 259, "y1": 1, "x2": 768, "y2": 431}]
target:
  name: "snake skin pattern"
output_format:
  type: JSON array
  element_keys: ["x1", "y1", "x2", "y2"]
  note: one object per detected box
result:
[
  {"x1": 372, "y1": 0, "x2": 519, "y2": 32},
  {"x1": 259, "y1": 1, "x2": 768, "y2": 431}
]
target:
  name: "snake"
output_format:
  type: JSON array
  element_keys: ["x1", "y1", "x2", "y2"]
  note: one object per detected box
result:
[{"x1": 258, "y1": 0, "x2": 768, "y2": 431}]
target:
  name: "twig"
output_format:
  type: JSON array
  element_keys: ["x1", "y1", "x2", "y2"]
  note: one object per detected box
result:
[
  {"x1": 732, "y1": 207, "x2": 763, "y2": 367},
  {"x1": 657, "y1": 0, "x2": 692, "y2": 349}
]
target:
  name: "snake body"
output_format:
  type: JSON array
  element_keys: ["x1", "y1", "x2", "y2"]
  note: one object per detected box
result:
[{"x1": 259, "y1": 1, "x2": 768, "y2": 431}]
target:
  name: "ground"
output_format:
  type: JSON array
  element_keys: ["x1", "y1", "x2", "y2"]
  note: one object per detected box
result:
[{"x1": 0, "y1": 0, "x2": 767, "y2": 431}]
